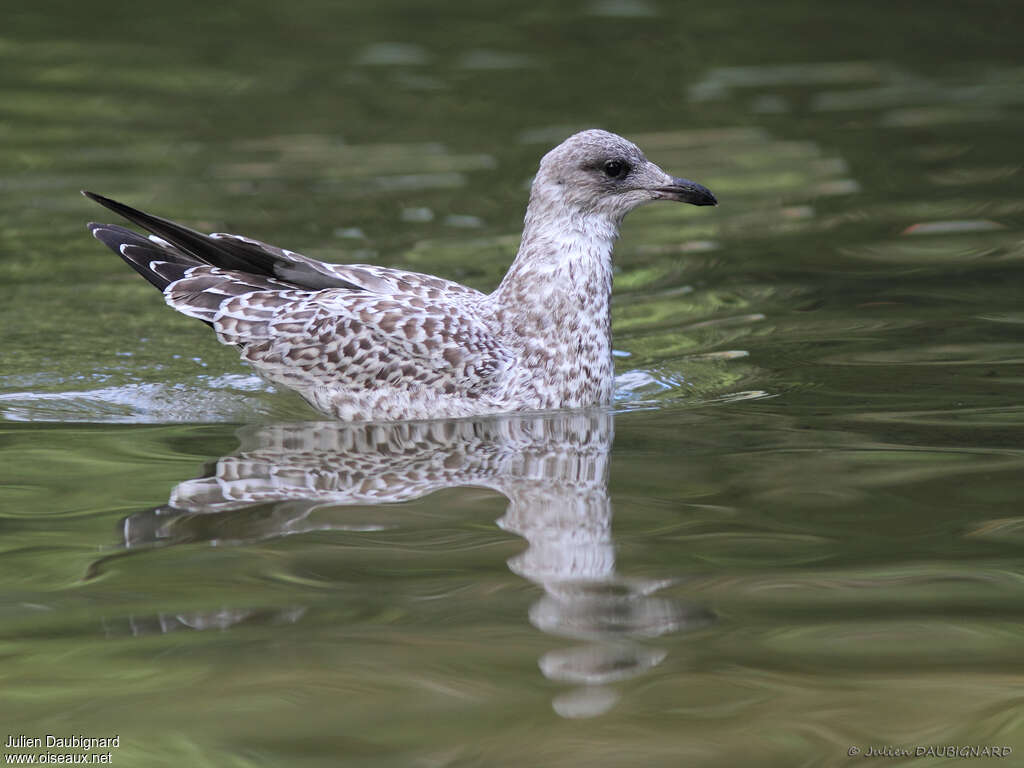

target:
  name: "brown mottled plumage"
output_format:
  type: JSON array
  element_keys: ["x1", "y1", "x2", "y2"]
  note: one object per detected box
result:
[{"x1": 85, "y1": 130, "x2": 716, "y2": 421}]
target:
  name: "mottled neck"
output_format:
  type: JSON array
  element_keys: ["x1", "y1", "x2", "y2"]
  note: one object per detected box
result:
[
  {"x1": 493, "y1": 197, "x2": 618, "y2": 316},
  {"x1": 488, "y1": 196, "x2": 619, "y2": 407}
]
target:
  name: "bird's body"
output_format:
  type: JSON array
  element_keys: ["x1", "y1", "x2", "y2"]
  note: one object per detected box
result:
[{"x1": 86, "y1": 130, "x2": 715, "y2": 421}]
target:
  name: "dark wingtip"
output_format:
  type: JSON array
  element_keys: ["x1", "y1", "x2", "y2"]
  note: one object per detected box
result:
[
  {"x1": 87, "y1": 221, "x2": 111, "y2": 239},
  {"x1": 88, "y1": 222, "x2": 135, "y2": 252},
  {"x1": 82, "y1": 190, "x2": 127, "y2": 215}
]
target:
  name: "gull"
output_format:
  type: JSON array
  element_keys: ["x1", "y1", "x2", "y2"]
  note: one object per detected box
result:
[{"x1": 85, "y1": 129, "x2": 716, "y2": 421}]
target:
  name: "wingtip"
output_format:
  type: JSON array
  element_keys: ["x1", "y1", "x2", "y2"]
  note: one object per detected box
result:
[
  {"x1": 82, "y1": 190, "x2": 117, "y2": 206},
  {"x1": 88, "y1": 222, "x2": 120, "y2": 247}
]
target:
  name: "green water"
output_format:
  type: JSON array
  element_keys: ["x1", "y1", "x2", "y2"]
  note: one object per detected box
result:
[{"x1": 2, "y1": 1, "x2": 1024, "y2": 765}]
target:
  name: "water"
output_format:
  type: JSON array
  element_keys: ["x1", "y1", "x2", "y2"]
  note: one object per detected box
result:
[{"x1": 2, "y1": 1, "x2": 1024, "y2": 765}]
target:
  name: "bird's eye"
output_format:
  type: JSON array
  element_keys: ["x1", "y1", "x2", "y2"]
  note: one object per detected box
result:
[{"x1": 603, "y1": 159, "x2": 629, "y2": 179}]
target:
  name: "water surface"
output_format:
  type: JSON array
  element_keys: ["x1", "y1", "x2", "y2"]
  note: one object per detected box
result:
[{"x1": 2, "y1": 1, "x2": 1023, "y2": 765}]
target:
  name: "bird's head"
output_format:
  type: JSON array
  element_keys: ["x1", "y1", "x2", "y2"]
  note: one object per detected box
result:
[{"x1": 530, "y1": 129, "x2": 717, "y2": 224}]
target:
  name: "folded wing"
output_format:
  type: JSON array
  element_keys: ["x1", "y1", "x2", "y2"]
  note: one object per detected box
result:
[
  {"x1": 85, "y1": 192, "x2": 508, "y2": 404},
  {"x1": 209, "y1": 286, "x2": 510, "y2": 399}
]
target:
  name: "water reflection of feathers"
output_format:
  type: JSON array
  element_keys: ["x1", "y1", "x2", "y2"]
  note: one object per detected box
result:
[
  {"x1": 114, "y1": 411, "x2": 712, "y2": 718},
  {"x1": 125, "y1": 412, "x2": 616, "y2": 548}
]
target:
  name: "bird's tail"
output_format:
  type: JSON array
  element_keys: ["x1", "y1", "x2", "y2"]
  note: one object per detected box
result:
[
  {"x1": 87, "y1": 221, "x2": 202, "y2": 292},
  {"x1": 82, "y1": 190, "x2": 364, "y2": 291}
]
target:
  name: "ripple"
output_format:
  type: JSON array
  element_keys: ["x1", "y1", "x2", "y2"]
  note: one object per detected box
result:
[
  {"x1": 761, "y1": 620, "x2": 1024, "y2": 661},
  {"x1": 215, "y1": 137, "x2": 495, "y2": 184},
  {"x1": 550, "y1": 686, "x2": 619, "y2": 719},
  {"x1": 926, "y1": 165, "x2": 1021, "y2": 187},
  {"x1": 689, "y1": 61, "x2": 890, "y2": 101},
  {"x1": 880, "y1": 105, "x2": 1006, "y2": 127},
  {"x1": 615, "y1": 361, "x2": 770, "y2": 412},
  {"x1": 966, "y1": 516, "x2": 1024, "y2": 543},
  {"x1": 539, "y1": 645, "x2": 667, "y2": 683},
  {"x1": 455, "y1": 50, "x2": 537, "y2": 70},
  {"x1": 979, "y1": 312, "x2": 1024, "y2": 325},
  {"x1": 823, "y1": 342, "x2": 1024, "y2": 367},
  {"x1": 102, "y1": 605, "x2": 306, "y2": 636},
  {"x1": 0, "y1": 374, "x2": 307, "y2": 423},
  {"x1": 839, "y1": 235, "x2": 1020, "y2": 264},
  {"x1": 814, "y1": 80, "x2": 1024, "y2": 112},
  {"x1": 852, "y1": 405, "x2": 1024, "y2": 428},
  {"x1": 671, "y1": 532, "x2": 834, "y2": 567},
  {"x1": 902, "y1": 219, "x2": 1006, "y2": 235},
  {"x1": 586, "y1": 0, "x2": 659, "y2": 17},
  {"x1": 354, "y1": 42, "x2": 431, "y2": 67}
]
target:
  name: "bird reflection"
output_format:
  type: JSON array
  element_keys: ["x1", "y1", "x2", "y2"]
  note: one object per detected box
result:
[{"x1": 115, "y1": 411, "x2": 712, "y2": 717}]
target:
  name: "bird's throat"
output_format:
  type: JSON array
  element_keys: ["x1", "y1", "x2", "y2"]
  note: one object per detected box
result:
[{"x1": 486, "y1": 206, "x2": 617, "y2": 407}]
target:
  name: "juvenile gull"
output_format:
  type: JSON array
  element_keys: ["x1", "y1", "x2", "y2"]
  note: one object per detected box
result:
[{"x1": 84, "y1": 129, "x2": 716, "y2": 421}]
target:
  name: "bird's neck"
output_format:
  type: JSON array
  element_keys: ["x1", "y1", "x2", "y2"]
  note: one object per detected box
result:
[
  {"x1": 487, "y1": 199, "x2": 618, "y2": 407},
  {"x1": 494, "y1": 199, "x2": 617, "y2": 327}
]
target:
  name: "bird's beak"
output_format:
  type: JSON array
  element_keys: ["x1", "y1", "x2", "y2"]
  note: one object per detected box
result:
[{"x1": 653, "y1": 176, "x2": 718, "y2": 206}]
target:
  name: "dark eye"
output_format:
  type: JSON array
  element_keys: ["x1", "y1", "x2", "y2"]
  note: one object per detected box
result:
[{"x1": 603, "y1": 159, "x2": 629, "y2": 179}]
